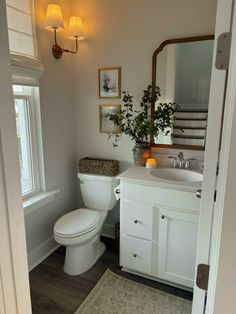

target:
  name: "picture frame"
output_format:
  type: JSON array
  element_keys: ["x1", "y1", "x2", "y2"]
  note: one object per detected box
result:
[
  {"x1": 98, "y1": 67, "x2": 121, "y2": 98},
  {"x1": 99, "y1": 104, "x2": 121, "y2": 133}
]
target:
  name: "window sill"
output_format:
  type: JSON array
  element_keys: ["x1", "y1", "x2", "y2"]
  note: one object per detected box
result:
[{"x1": 23, "y1": 189, "x2": 60, "y2": 216}]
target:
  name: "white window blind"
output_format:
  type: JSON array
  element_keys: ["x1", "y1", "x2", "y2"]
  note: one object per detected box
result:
[
  {"x1": 5, "y1": 0, "x2": 44, "y2": 85},
  {"x1": 6, "y1": 0, "x2": 36, "y2": 59}
]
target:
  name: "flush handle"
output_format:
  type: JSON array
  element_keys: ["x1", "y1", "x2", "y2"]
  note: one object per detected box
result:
[{"x1": 196, "y1": 189, "x2": 202, "y2": 199}]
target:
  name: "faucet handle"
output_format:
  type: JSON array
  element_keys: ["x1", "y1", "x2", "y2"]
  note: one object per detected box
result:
[
  {"x1": 185, "y1": 158, "x2": 197, "y2": 169},
  {"x1": 168, "y1": 155, "x2": 177, "y2": 168}
]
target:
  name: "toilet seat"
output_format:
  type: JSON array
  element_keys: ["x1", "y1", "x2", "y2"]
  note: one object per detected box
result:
[{"x1": 54, "y1": 208, "x2": 100, "y2": 238}]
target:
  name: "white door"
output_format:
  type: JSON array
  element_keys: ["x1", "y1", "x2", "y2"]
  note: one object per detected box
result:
[
  {"x1": 0, "y1": 1, "x2": 32, "y2": 313},
  {"x1": 158, "y1": 208, "x2": 199, "y2": 288},
  {"x1": 192, "y1": 0, "x2": 234, "y2": 312}
]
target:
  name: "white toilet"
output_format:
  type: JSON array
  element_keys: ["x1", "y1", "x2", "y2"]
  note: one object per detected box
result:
[{"x1": 54, "y1": 172, "x2": 119, "y2": 276}]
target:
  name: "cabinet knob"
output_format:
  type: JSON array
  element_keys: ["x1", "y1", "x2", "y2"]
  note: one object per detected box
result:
[
  {"x1": 133, "y1": 253, "x2": 137, "y2": 258},
  {"x1": 196, "y1": 189, "x2": 202, "y2": 199},
  {"x1": 161, "y1": 215, "x2": 165, "y2": 219},
  {"x1": 134, "y1": 219, "x2": 141, "y2": 224}
]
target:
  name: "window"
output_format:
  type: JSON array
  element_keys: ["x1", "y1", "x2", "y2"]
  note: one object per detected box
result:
[
  {"x1": 6, "y1": 1, "x2": 45, "y2": 199},
  {"x1": 13, "y1": 85, "x2": 41, "y2": 197}
]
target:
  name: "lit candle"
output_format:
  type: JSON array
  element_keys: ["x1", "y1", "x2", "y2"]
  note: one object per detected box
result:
[{"x1": 146, "y1": 158, "x2": 157, "y2": 168}]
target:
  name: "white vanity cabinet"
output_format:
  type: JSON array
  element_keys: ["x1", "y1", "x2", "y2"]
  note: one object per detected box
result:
[{"x1": 119, "y1": 173, "x2": 201, "y2": 289}]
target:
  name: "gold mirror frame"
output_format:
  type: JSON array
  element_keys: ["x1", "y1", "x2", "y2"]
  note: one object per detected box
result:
[{"x1": 151, "y1": 35, "x2": 215, "y2": 150}]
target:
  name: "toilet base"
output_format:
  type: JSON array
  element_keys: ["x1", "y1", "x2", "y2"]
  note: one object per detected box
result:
[{"x1": 63, "y1": 235, "x2": 105, "y2": 276}]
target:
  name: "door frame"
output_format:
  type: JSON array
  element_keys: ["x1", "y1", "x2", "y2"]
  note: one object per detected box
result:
[
  {"x1": 0, "y1": 1, "x2": 32, "y2": 313},
  {"x1": 192, "y1": 0, "x2": 234, "y2": 312},
  {"x1": 205, "y1": 0, "x2": 236, "y2": 312}
]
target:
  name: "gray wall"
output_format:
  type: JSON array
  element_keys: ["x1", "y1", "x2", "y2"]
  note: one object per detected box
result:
[
  {"x1": 72, "y1": 0, "x2": 217, "y2": 226},
  {"x1": 24, "y1": 0, "x2": 217, "y2": 265},
  {"x1": 25, "y1": 0, "x2": 78, "y2": 268}
]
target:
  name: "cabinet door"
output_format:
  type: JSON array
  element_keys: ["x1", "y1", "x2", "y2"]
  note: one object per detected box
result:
[{"x1": 158, "y1": 208, "x2": 199, "y2": 288}]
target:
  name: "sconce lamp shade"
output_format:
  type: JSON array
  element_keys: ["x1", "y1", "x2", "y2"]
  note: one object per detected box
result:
[
  {"x1": 45, "y1": 4, "x2": 64, "y2": 32},
  {"x1": 69, "y1": 16, "x2": 85, "y2": 39}
]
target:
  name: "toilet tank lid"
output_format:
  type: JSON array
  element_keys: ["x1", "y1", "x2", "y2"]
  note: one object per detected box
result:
[
  {"x1": 77, "y1": 172, "x2": 118, "y2": 182},
  {"x1": 54, "y1": 208, "x2": 100, "y2": 237}
]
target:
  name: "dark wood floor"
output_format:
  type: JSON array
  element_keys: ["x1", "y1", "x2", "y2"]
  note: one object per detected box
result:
[{"x1": 29, "y1": 237, "x2": 192, "y2": 314}]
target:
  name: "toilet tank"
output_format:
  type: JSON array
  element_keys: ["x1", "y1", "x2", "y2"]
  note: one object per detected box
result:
[{"x1": 77, "y1": 173, "x2": 119, "y2": 210}]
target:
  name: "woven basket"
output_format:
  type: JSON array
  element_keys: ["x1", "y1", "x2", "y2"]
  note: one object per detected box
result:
[{"x1": 79, "y1": 157, "x2": 119, "y2": 176}]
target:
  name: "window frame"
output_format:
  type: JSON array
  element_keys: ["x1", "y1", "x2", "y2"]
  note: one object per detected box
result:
[{"x1": 13, "y1": 86, "x2": 42, "y2": 199}]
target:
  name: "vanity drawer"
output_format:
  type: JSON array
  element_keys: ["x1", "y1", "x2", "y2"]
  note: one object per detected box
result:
[
  {"x1": 121, "y1": 200, "x2": 154, "y2": 240},
  {"x1": 122, "y1": 182, "x2": 200, "y2": 212},
  {"x1": 120, "y1": 235, "x2": 152, "y2": 274}
]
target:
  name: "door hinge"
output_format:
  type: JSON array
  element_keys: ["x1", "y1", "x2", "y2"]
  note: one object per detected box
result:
[
  {"x1": 215, "y1": 32, "x2": 231, "y2": 70},
  {"x1": 196, "y1": 264, "x2": 210, "y2": 291}
]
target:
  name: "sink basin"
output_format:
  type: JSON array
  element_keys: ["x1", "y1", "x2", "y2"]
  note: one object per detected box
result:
[{"x1": 150, "y1": 168, "x2": 203, "y2": 183}]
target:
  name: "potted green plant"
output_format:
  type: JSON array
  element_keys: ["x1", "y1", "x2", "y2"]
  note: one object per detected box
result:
[{"x1": 107, "y1": 85, "x2": 178, "y2": 166}]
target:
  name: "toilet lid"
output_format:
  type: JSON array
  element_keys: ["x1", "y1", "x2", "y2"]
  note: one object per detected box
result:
[{"x1": 54, "y1": 208, "x2": 100, "y2": 237}]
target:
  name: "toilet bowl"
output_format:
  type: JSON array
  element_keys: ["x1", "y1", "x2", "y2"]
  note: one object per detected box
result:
[{"x1": 54, "y1": 173, "x2": 119, "y2": 275}]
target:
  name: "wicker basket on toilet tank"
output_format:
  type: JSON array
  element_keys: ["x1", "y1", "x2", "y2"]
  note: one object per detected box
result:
[{"x1": 79, "y1": 157, "x2": 119, "y2": 176}]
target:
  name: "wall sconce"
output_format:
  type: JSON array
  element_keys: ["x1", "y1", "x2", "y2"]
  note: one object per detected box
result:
[{"x1": 45, "y1": 4, "x2": 85, "y2": 59}]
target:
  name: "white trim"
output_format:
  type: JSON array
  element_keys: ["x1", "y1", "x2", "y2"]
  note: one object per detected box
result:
[
  {"x1": 23, "y1": 189, "x2": 60, "y2": 215},
  {"x1": 28, "y1": 237, "x2": 60, "y2": 271},
  {"x1": 32, "y1": 87, "x2": 46, "y2": 191},
  {"x1": 122, "y1": 267, "x2": 193, "y2": 292},
  {"x1": 0, "y1": 131, "x2": 18, "y2": 314},
  {"x1": 0, "y1": 1, "x2": 32, "y2": 312},
  {"x1": 14, "y1": 88, "x2": 40, "y2": 198},
  {"x1": 27, "y1": 92, "x2": 41, "y2": 196},
  {"x1": 206, "y1": 1, "x2": 236, "y2": 312},
  {"x1": 14, "y1": 85, "x2": 46, "y2": 200},
  {"x1": 11, "y1": 54, "x2": 44, "y2": 86},
  {"x1": 192, "y1": 0, "x2": 233, "y2": 312}
]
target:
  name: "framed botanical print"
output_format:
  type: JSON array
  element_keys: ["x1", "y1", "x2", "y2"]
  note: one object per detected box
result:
[
  {"x1": 99, "y1": 104, "x2": 121, "y2": 133},
  {"x1": 98, "y1": 67, "x2": 121, "y2": 98}
]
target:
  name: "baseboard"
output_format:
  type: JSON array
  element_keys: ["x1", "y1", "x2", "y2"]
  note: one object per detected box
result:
[
  {"x1": 28, "y1": 236, "x2": 60, "y2": 272},
  {"x1": 28, "y1": 225, "x2": 115, "y2": 271},
  {"x1": 101, "y1": 223, "x2": 115, "y2": 239},
  {"x1": 122, "y1": 268, "x2": 193, "y2": 292}
]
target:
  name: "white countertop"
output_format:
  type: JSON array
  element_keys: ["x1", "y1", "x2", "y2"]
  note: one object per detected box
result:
[{"x1": 118, "y1": 166, "x2": 202, "y2": 193}]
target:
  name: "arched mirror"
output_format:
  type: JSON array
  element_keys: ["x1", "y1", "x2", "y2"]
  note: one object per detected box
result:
[{"x1": 151, "y1": 35, "x2": 214, "y2": 150}]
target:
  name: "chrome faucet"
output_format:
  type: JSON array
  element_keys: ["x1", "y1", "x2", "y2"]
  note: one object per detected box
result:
[
  {"x1": 168, "y1": 152, "x2": 196, "y2": 169},
  {"x1": 177, "y1": 152, "x2": 185, "y2": 168}
]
